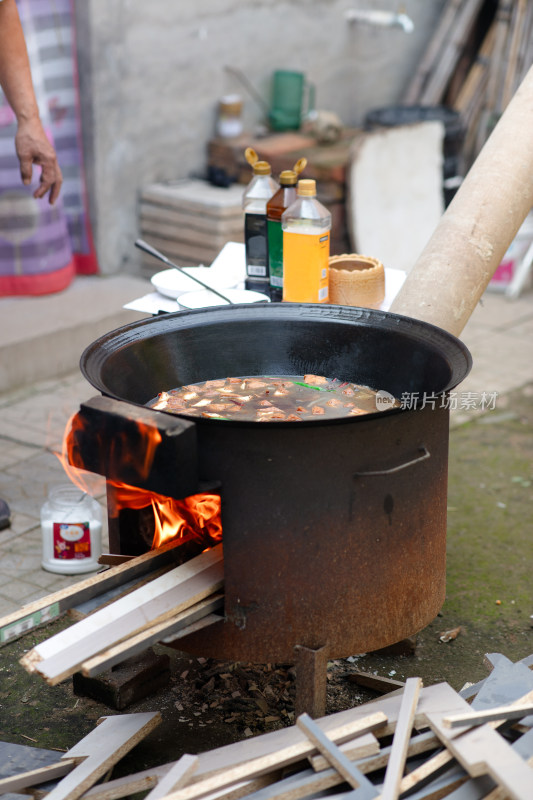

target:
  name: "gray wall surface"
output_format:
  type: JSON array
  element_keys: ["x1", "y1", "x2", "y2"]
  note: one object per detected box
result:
[{"x1": 74, "y1": 0, "x2": 445, "y2": 276}]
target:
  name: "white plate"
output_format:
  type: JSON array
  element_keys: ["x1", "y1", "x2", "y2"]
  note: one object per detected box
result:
[
  {"x1": 178, "y1": 288, "x2": 271, "y2": 309},
  {"x1": 150, "y1": 267, "x2": 236, "y2": 299}
]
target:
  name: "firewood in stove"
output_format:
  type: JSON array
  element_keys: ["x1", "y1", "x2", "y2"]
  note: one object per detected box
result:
[
  {"x1": 67, "y1": 566, "x2": 178, "y2": 621},
  {"x1": 80, "y1": 596, "x2": 224, "y2": 677},
  {"x1": 98, "y1": 554, "x2": 136, "y2": 565},
  {"x1": 0, "y1": 535, "x2": 195, "y2": 647},
  {"x1": 20, "y1": 545, "x2": 223, "y2": 685}
]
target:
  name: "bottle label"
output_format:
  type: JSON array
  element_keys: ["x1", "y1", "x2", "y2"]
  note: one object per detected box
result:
[
  {"x1": 282, "y1": 229, "x2": 330, "y2": 303},
  {"x1": 244, "y1": 212, "x2": 268, "y2": 278},
  {"x1": 53, "y1": 521, "x2": 92, "y2": 560},
  {"x1": 267, "y1": 219, "x2": 283, "y2": 287}
]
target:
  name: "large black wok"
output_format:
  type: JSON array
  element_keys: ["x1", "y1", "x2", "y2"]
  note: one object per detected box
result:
[
  {"x1": 80, "y1": 303, "x2": 472, "y2": 661},
  {"x1": 81, "y1": 302, "x2": 470, "y2": 411}
]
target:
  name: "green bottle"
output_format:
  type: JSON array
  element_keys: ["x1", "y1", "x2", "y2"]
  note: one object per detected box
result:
[{"x1": 266, "y1": 170, "x2": 299, "y2": 302}]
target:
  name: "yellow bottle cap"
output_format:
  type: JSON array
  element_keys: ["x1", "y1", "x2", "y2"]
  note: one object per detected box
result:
[
  {"x1": 253, "y1": 161, "x2": 272, "y2": 175},
  {"x1": 245, "y1": 147, "x2": 258, "y2": 166},
  {"x1": 297, "y1": 179, "x2": 316, "y2": 196},
  {"x1": 279, "y1": 170, "x2": 297, "y2": 185}
]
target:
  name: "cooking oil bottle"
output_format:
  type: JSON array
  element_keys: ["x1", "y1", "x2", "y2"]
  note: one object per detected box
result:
[
  {"x1": 266, "y1": 158, "x2": 306, "y2": 302},
  {"x1": 281, "y1": 178, "x2": 331, "y2": 303},
  {"x1": 242, "y1": 149, "x2": 279, "y2": 295}
]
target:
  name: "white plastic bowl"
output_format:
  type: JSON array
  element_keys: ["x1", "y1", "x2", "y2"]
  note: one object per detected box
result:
[{"x1": 178, "y1": 288, "x2": 270, "y2": 309}]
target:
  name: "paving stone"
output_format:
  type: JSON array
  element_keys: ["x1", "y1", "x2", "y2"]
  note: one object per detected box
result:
[
  {"x1": 4, "y1": 511, "x2": 39, "y2": 536},
  {"x1": 0, "y1": 576, "x2": 51, "y2": 605}
]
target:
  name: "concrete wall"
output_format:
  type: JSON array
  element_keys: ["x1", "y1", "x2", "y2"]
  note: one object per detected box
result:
[{"x1": 74, "y1": 0, "x2": 445, "y2": 276}]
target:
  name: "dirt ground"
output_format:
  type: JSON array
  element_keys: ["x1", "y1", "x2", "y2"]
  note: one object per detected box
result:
[{"x1": 0, "y1": 384, "x2": 532, "y2": 772}]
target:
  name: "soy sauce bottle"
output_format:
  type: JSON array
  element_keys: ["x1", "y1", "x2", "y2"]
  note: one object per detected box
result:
[{"x1": 242, "y1": 158, "x2": 278, "y2": 295}]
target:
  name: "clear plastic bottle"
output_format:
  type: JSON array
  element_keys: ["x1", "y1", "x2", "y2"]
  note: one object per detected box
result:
[
  {"x1": 266, "y1": 170, "x2": 298, "y2": 302},
  {"x1": 282, "y1": 179, "x2": 331, "y2": 303},
  {"x1": 242, "y1": 160, "x2": 279, "y2": 295},
  {"x1": 41, "y1": 485, "x2": 102, "y2": 574}
]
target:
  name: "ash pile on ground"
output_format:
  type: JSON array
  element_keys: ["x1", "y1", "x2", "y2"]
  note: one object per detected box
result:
[{"x1": 166, "y1": 654, "x2": 371, "y2": 738}]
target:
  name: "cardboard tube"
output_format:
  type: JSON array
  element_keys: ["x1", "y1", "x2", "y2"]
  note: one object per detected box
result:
[{"x1": 390, "y1": 64, "x2": 533, "y2": 336}]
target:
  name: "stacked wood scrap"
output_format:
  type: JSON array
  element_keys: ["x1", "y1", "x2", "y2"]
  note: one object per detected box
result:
[
  {"x1": 0, "y1": 541, "x2": 224, "y2": 684},
  {"x1": 403, "y1": 0, "x2": 533, "y2": 168},
  {"x1": 138, "y1": 179, "x2": 244, "y2": 274},
  {"x1": 2, "y1": 653, "x2": 533, "y2": 800},
  {"x1": 0, "y1": 712, "x2": 162, "y2": 800}
]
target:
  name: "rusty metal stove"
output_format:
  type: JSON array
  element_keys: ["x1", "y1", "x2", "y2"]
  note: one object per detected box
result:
[
  {"x1": 71, "y1": 394, "x2": 450, "y2": 714},
  {"x1": 71, "y1": 303, "x2": 471, "y2": 716}
]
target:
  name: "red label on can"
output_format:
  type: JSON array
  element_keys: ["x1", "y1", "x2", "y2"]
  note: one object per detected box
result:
[{"x1": 53, "y1": 521, "x2": 92, "y2": 560}]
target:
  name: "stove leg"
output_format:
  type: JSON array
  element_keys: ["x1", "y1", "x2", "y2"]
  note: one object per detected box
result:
[{"x1": 294, "y1": 644, "x2": 328, "y2": 719}]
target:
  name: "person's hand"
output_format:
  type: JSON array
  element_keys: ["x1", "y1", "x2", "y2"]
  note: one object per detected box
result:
[{"x1": 14, "y1": 116, "x2": 62, "y2": 204}]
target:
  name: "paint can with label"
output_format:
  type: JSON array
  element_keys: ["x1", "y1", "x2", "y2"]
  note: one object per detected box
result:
[{"x1": 41, "y1": 485, "x2": 102, "y2": 574}]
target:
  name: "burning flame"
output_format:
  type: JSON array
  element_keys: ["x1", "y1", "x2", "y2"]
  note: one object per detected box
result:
[
  {"x1": 59, "y1": 411, "x2": 222, "y2": 550},
  {"x1": 108, "y1": 484, "x2": 222, "y2": 550}
]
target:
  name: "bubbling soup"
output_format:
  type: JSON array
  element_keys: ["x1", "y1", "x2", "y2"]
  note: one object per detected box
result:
[{"x1": 149, "y1": 375, "x2": 399, "y2": 422}]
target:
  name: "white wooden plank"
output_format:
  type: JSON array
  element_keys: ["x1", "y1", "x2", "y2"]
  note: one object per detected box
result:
[
  {"x1": 310, "y1": 729, "x2": 438, "y2": 773},
  {"x1": 27, "y1": 545, "x2": 222, "y2": 663},
  {"x1": 21, "y1": 546, "x2": 223, "y2": 685},
  {"x1": 161, "y1": 712, "x2": 387, "y2": 800},
  {"x1": 380, "y1": 676, "x2": 422, "y2": 800},
  {"x1": 80, "y1": 596, "x2": 223, "y2": 676},
  {"x1": 0, "y1": 537, "x2": 189, "y2": 646},
  {"x1": 444, "y1": 702, "x2": 533, "y2": 728},
  {"x1": 426, "y1": 708, "x2": 533, "y2": 799},
  {"x1": 309, "y1": 732, "x2": 379, "y2": 770},
  {"x1": 190, "y1": 683, "x2": 455, "y2": 783},
  {"x1": 78, "y1": 769, "x2": 272, "y2": 800},
  {"x1": 37, "y1": 564, "x2": 223, "y2": 685},
  {"x1": 394, "y1": 748, "x2": 457, "y2": 797},
  {"x1": 0, "y1": 759, "x2": 76, "y2": 794},
  {"x1": 418, "y1": 728, "x2": 533, "y2": 800},
  {"x1": 295, "y1": 712, "x2": 378, "y2": 797},
  {"x1": 144, "y1": 754, "x2": 198, "y2": 800},
  {"x1": 43, "y1": 713, "x2": 161, "y2": 800}
]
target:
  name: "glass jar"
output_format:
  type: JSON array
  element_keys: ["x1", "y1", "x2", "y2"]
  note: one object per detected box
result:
[
  {"x1": 215, "y1": 95, "x2": 244, "y2": 138},
  {"x1": 41, "y1": 485, "x2": 102, "y2": 574}
]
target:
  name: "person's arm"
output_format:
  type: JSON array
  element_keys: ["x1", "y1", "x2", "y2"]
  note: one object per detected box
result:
[{"x1": 0, "y1": 0, "x2": 62, "y2": 203}]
